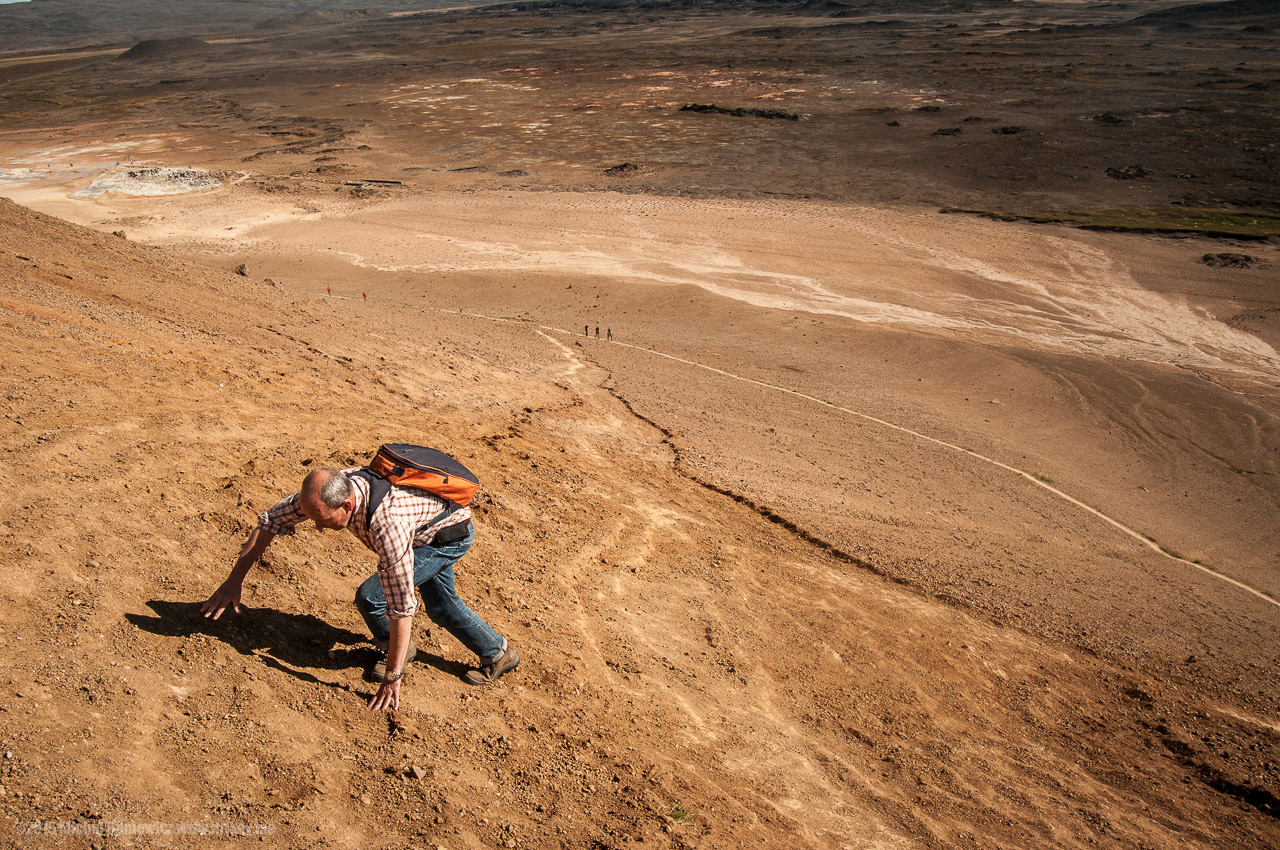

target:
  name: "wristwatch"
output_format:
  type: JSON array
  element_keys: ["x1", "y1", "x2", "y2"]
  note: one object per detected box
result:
[{"x1": 383, "y1": 669, "x2": 404, "y2": 684}]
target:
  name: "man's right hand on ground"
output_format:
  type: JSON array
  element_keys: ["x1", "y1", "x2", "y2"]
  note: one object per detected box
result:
[
  {"x1": 201, "y1": 579, "x2": 244, "y2": 619},
  {"x1": 203, "y1": 527, "x2": 274, "y2": 619}
]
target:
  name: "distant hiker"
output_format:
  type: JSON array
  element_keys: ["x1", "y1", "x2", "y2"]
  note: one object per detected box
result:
[
  {"x1": 584, "y1": 324, "x2": 589, "y2": 337},
  {"x1": 595, "y1": 326, "x2": 600, "y2": 339},
  {"x1": 607, "y1": 327, "x2": 612, "y2": 341},
  {"x1": 201, "y1": 465, "x2": 518, "y2": 711},
  {"x1": 327, "y1": 285, "x2": 332, "y2": 296},
  {"x1": 362, "y1": 291, "x2": 367, "y2": 301}
]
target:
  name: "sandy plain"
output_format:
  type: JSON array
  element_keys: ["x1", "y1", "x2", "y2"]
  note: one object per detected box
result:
[{"x1": 1, "y1": 1, "x2": 1279, "y2": 848}]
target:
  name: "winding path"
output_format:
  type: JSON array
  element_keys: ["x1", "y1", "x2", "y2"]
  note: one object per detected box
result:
[{"x1": 462, "y1": 310, "x2": 1280, "y2": 611}]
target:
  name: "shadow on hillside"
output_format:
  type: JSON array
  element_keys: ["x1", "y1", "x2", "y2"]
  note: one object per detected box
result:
[{"x1": 126, "y1": 600, "x2": 473, "y2": 687}]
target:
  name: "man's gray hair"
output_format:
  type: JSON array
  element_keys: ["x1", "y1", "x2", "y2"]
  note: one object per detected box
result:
[{"x1": 317, "y1": 469, "x2": 353, "y2": 508}]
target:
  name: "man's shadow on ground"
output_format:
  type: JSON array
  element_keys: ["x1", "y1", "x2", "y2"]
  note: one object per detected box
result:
[{"x1": 126, "y1": 601, "x2": 472, "y2": 691}]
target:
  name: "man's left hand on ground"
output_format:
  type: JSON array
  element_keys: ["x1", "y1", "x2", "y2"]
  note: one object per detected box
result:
[{"x1": 368, "y1": 679, "x2": 401, "y2": 711}]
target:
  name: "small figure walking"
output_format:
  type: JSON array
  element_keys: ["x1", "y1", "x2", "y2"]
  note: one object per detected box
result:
[
  {"x1": 363, "y1": 291, "x2": 367, "y2": 301},
  {"x1": 594, "y1": 326, "x2": 600, "y2": 339},
  {"x1": 607, "y1": 327, "x2": 612, "y2": 341},
  {"x1": 327, "y1": 285, "x2": 332, "y2": 296},
  {"x1": 584, "y1": 325, "x2": 589, "y2": 337}
]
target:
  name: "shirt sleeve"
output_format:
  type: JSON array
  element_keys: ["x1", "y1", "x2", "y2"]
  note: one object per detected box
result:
[
  {"x1": 257, "y1": 492, "x2": 306, "y2": 536},
  {"x1": 369, "y1": 509, "x2": 419, "y2": 620}
]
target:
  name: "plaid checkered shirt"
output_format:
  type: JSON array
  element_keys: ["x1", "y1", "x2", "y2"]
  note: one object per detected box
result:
[{"x1": 256, "y1": 468, "x2": 472, "y2": 619}]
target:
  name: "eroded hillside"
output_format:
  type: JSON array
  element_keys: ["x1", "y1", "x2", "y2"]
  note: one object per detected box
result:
[{"x1": 2, "y1": 195, "x2": 1279, "y2": 849}]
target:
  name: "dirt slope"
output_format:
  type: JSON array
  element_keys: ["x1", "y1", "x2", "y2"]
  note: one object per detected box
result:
[{"x1": 1, "y1": 195, "x2": 1278, "y2": 850}]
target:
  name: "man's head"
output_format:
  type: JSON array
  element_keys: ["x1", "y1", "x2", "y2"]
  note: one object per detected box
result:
[{"x1": 299, "y1": 468, "x2": 356, "y2": 531}]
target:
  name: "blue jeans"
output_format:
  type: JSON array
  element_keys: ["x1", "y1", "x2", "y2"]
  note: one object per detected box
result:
[{"x1": 353, "y1": 529, "x2": 505, "y2": 660}]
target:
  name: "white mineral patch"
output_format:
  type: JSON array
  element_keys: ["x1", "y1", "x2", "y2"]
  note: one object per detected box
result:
[
  {"x1": 74, "y1": 167, "x2": 223, "y2": 198},
  {"x1": 0, "y1": 168, "x2": 49, "y2": 184}
]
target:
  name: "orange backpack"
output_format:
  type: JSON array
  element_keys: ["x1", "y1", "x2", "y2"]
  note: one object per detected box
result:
[{"x1": 352, "y1": 443, "x2": 480, "y2": 525}]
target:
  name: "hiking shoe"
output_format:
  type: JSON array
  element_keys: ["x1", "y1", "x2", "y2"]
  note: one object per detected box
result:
[
  {"x1": 463, "y1": 645, "x2": 520, "y2": 686},
  {"x1": 365, "y1": 640, "x2": 418, "y2": 683}
]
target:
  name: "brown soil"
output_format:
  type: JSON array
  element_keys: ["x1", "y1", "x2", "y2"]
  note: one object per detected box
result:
[{"x1": 0, "y1": 2, "x2": 1278, "y2": 849}]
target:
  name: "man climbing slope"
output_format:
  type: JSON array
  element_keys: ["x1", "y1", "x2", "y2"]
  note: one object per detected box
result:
[{"x1": 201, "y1": 461, "x2": 519, "y2": 711}]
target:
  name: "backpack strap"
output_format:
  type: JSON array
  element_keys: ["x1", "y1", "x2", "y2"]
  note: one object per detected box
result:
[
  {"x1": 350, "y1": 467, "x2": 458, "y2": 530},
  {"x1": 349, "y1": 467, "x2": 391, "y2": 528}
]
